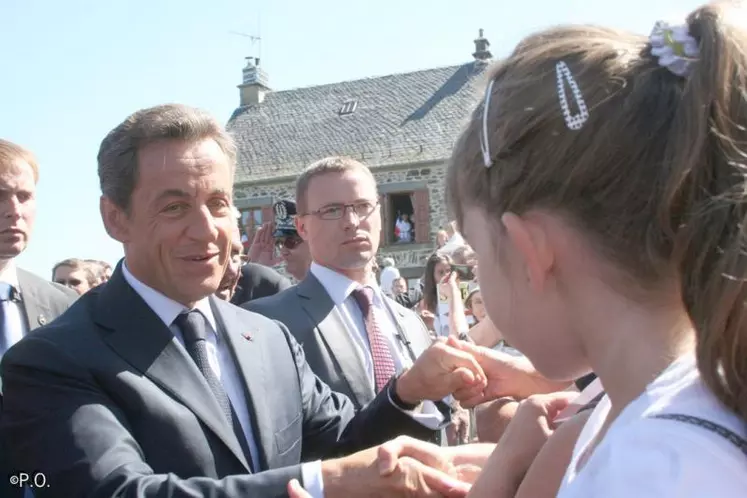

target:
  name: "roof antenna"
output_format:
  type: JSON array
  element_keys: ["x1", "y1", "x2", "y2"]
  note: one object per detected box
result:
[{"x1": 229, "y1": 11, "x2": 263, "y2": 66}]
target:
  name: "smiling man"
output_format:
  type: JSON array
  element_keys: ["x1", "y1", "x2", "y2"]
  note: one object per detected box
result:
[{"x1": 0, "y1": 105, "x2": 484, "y2": 498}]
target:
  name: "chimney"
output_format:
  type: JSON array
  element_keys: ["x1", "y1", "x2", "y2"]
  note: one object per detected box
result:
[
  {"x1": 238, "y1": 57, "x2": 271, "y2": 106},
  {"x1": 473, "y1": 29, "x2": 492, "y2": 62}
]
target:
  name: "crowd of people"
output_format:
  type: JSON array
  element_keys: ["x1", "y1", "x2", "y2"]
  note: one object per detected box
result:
[{"x1": 1, "y1": 2, "x2": 747, "y2": 497}]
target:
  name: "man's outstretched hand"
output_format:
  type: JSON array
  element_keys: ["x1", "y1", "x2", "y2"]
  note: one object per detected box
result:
[{"x1": 447, "y1": 337, "x2": 571, "y2": 407}]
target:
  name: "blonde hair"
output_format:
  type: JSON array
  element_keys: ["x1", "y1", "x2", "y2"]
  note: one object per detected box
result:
[
  {"x1": 0, "y1": 139, "x2": 39, "y2": 182},
  {"x1": 295, "y1": 156, "x2": 376, "y2": 213},
  {"x1": 447, "y1": 2, "x2": 747, "y2": 420}
]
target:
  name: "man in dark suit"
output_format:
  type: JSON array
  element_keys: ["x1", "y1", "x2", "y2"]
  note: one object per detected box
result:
[
  {"x1": 230, "y1": 261, "x2": 291, "y2": 305},
  {"x1": 0, "y1": 139, "x2": 77, "y2": 498},
  {"x1": 0, "y1": 105, "x2": 484, "y2": 498},
  {"x1": 245, "y1": 158, "x2": 457, "y2": 442}
]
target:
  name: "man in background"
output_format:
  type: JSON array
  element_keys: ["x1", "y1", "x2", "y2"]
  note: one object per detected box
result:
[
  {"x1": 85, "y1": 259, "x2": 113, "y2": 284},
  {"x1": 246, "y1": 158, "x2": 456, "y2": 441},
  {"x1": 215, "y1": 229, "x2": 244, "y2": 302},
  {"x1": 0, "y1": 138, "x2": 77, "y2": 498},
  {"x1": 270, "y1": 199, "x2": 311, "y2": 282},
  {"x1": 52, "y1": 258, "x2": 98, "y2": 295}
]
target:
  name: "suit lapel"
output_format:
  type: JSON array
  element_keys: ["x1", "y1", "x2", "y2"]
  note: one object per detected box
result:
[
  {"x1": 16, "y1": 269, "x2": 53, "y2": 330},
  {"x1": 94, "y1": 264, "x2": 251, "y2": 472},
  {"x1": 296, "y1": 275, "x2": 374, "y2": 406},
  {"x1": 383, "y1": 297, "x2": 432, "y2": 360},
  {"x1": 210, "y1": 297, "x2": 271, "y2": 471}
]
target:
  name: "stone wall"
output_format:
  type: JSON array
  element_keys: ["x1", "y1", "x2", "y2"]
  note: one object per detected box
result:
[{"x1": 233, "y1": 161, "x2": 449, "y2": 270}]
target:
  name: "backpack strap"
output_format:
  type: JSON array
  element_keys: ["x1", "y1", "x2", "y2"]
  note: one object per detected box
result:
[{"x1": 651, "y1": 413, "x2": 747, "y2": 456}]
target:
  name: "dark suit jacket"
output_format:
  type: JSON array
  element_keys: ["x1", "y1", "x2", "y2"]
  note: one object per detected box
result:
[
  {"x1": 245, "y1": 273, "x2": 449, "y2": 441},
  {"x1": 231, "y1": 262, "x2": 292, "y2": 306},
  {"x1": 0, "y1": 264, "x2": 436, "y2": 498},
  {"x1": 0, "y1": 268, "x2": 77, "y2": 498}
]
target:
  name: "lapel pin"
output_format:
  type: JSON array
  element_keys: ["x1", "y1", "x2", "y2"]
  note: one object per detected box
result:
[
  {"x1": 38, "y1": 315, "x2": 47, "y2": 326},
  {"x1": 242, "y1": 331, "x2": 253, "y2": 341}
]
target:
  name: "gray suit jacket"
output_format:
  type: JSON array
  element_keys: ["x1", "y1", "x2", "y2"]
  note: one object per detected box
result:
[
  {"x1": 0, "y1": 264, "x2": 437, "y2": 498},
  {"x1": 245, "y1": 273, "x2": 448, "y2": 428},
  {"x1": 17, "y1": 268, "x2": 78, "y2": 332}
]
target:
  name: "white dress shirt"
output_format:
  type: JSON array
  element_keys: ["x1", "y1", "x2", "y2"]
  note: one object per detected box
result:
[
  {"x1": 311, "y1": 262, "x2": 445, "y2": 428},
  {"x1": 0, "y1": 261, "x2": 27, "y2": 353},
  {"x1": 122, "y1": 263, "x2": 322, "y2": 491}
]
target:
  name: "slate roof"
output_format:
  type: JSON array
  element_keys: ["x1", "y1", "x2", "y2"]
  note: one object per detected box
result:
[{"x1": 227, "y1": 61, "x2": 488, "y2": 184}]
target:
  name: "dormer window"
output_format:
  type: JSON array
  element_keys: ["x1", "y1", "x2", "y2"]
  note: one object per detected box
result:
[{"x1": 339, "y1": 100, "x2": 358, "y2": 115}]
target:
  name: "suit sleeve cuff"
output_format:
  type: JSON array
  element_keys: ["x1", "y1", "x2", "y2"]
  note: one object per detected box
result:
[
  {"x1": 387, "y1": 386, "x2": 446, "y2": 429},
  {"x1": 301, "y1": 460, "x2": 325, "y2": 498}
]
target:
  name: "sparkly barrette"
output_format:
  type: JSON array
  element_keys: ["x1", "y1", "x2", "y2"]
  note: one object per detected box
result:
[
  {"x1": 480, "y1": 60, "x2": 589, "y2": 169},
  {"x1": 555, "y1": 61, "x2": 589, "y2": 131},
  {"x1": 649, "y1": 21, "x2": 699, "y2": 77}
]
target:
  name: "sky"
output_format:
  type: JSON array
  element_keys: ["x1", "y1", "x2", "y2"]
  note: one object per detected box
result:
[{"x1": 1, "y1": 0, "x2": 704, "y2": 277}]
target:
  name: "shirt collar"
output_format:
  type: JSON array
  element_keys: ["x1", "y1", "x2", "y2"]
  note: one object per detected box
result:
[
  {"x1": 310, "y1": 262, "x2": 384, "y2": 306},
  {"x1": 0, "y1": 260, "x2": 19, "y2": 287},
  {"x1": 122, "y1": 262, "x2": 217, "y2": 334}
]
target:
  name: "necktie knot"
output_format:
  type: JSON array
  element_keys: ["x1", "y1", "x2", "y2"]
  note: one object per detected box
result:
[
  {"x1": 173, "y1": 310, "x2": 209, "y2": 344},
  {"x1": 352, "y1": 286, "x2": 375, "y2": 316}
]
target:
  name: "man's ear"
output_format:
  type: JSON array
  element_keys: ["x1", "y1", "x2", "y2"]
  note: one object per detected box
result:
[
  {"x1": 295, "y1": 216, "x2": 310, "y2": 242},
  {"x1": 501, "y1": 212, "x2": 554, "y2": 294},
  {"x1": 100, "y1": 196, "x2": 131, "y2": 244}
]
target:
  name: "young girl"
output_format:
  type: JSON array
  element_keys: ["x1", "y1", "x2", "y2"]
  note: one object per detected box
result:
[{"x1": 446, "y1": 2, "x2": 747, "y2": 496}]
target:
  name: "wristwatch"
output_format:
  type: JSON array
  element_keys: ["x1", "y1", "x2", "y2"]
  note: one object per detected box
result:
[{"x1": 388, "y1": 373, "x2": 420, "y2": 411}]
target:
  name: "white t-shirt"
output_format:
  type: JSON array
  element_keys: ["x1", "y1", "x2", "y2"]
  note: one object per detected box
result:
[
  {"x1": 395, "y1": 219, "x2": 413, "y2": 242},
  {"x1": 558, "y1": 354, "x2": 747, "y2": 498}
]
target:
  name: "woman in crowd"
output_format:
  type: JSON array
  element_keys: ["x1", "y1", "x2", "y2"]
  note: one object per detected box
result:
[
  {"x1": 445, "y1": 2, "x2": 747, "y2": 496},
  {"x1": 422, "y1": 251, "x2": 470, "y2": 338}
]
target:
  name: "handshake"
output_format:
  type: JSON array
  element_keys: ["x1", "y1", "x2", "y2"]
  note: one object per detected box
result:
[
  {"x1": 287, "y1": 337, "x2": 541, "y2": 498},
  {"x1": 289, "y1": 436, "x2": 489, "y2": 497}
]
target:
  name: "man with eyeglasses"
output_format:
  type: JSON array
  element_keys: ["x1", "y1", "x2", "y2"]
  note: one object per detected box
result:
[{"x1": 246, "y1": 157, "x2": 473, "y2": 455}]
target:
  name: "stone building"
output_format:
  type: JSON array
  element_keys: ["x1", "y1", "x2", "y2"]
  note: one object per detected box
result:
[{"x1": 227, "y1": 30, "x2": 492, "y2": 281}]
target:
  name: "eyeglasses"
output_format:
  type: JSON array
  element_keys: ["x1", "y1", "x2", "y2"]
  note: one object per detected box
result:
[
  {"x1": 305, "y1": 201, "x2": 378, "y2": 221},
  {"x1": 55, "y1": 278, "x2": 82, "y2": 287},
  {"x1": 275, "y1": 236, "x2": 303, "y2": 250}
]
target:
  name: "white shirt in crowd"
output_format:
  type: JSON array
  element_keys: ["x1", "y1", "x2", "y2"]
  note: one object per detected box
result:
[
  {"x1": 122, "y1": 264, "x2": 323, "y2": 494},
  {"x1": 378, "y1": 265, "x2": 401, "y2": 296},
  {"x1": 558, "y1": 353, "x2": 747, "y2": 498},
  {"x1": 310, "y1": 262, "x2": 445, "y2": 428},
  {"x1": 395, "y1": 218, "x2": 412, "y2": 243}
]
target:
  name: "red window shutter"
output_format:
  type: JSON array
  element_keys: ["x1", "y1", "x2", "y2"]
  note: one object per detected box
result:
[
  {"x1": 412, "y1": 189, "x2": 430, "y2": 243},
  {"x1": 379, "y1": 194, "x2": 388, "y2": 245},
  {"x1": 260, "y1": 206, "x2": 273, "y2": 226}
]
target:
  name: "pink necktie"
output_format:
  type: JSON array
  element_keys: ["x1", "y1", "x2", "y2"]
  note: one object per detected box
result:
[{"x1": 351, "y1": 287, "x2": 397, "y2": 392}]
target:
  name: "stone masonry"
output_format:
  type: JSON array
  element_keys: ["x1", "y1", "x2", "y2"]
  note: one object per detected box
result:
[{"x1": 233, "y1": 161, "x2": 449, "y2": 272}]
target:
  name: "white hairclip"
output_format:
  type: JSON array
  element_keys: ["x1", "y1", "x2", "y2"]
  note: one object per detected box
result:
[
  {"x1": 649, "y1": 21, "x2": 699, "y2": 77},
  {"x1": 555, "y1": 61, "x2": 589, "y2": 130},
  {"x1": 480, "y1": 79, "x2": 496, "y2": 168}
]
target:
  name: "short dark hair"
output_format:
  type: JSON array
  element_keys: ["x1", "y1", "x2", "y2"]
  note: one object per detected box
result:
[{"x1": 98, "y1": 104, "x2": 236, "y2": 213}]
